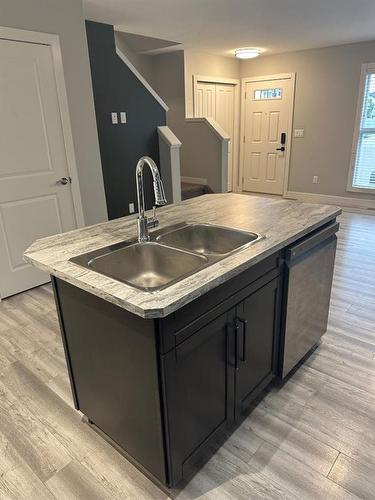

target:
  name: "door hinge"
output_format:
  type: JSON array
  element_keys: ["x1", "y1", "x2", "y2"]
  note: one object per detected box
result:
[{"x1": 243, "y1": 136, "x2": 246, "y2": 143}]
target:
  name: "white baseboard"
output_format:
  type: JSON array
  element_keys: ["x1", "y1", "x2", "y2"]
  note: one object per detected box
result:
[
  {"x1": 285, "y1": 191, "x2": 375, "y2": 210},
  {"x1": 181, "y1": 176, "x2": 208, "y2": 185}
]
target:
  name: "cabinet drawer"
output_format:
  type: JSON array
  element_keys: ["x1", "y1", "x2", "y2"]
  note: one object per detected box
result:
[{"x1": 158, "y1": 252, "x2": 281, "y2": 353}]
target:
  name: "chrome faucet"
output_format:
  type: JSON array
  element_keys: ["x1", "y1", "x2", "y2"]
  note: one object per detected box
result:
[{"x1": 136, "y1": 156, "x2": 167, "y2": 242}]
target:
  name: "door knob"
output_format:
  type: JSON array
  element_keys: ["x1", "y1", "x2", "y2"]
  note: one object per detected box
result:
[
  {"x1": 56, "y1": 176, "x2": 71, "y2": 185},
  {"x1": 276, "y1": 147, "x2": 285, "y2": 152}
]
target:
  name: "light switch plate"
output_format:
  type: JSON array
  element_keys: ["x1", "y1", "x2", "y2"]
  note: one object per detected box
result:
[
  {"x1": 111, "y1": 112, "x2": 118, "y2": 124},
  {"x1": 129, "y1": 202, "x2": 135, "y2": 214},
  {"x1": 294, "y1": 129, "x2": 304, "y2": 138},
  {"x1": 120, "y1": 111, "x2": 127, "y2": 124}
]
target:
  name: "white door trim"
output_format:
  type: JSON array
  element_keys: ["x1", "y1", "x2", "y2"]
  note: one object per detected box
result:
[
  {"x1": 239, "y1": 73, "x2": 296, "y2": 196},
  {"x1": 193, "y1": 75, "x2": 241, "y2": 191},
  {"x1": 242, "y1": 73, "x2": 296, "y2": 83},
  {"x1": 0, "y1": 26, "x2": 85, "y2": 227}
]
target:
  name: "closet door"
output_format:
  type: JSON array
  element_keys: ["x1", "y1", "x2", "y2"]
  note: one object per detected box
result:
[
  {"x1": 195, "y1": 82, "x2": 216, "y2": 118},
  {"x1": 215, "y1": 84, "x2": 235, "y2": 190},
  {"x1": 194, "y1": 81, "x2": 236, "y2": 191}
]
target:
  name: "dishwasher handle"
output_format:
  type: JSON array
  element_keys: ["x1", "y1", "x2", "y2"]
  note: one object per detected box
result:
[{"x1": 286, "y1": 221, "x2": 339, "y2": 263}]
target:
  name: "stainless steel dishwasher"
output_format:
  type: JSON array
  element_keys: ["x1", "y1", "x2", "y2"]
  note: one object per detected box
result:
[{"x1": 280, "y1": 220, "x2": 339, "y2": 379}]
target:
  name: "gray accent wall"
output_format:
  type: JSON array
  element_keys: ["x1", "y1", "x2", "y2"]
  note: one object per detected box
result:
[
  {"x1": 86, "y1": 21, "x2": 167, "y2": 220},
  {"x1": 1, "y1": 0, "x2": 108, "y2": 225},
  {"x1": 241, "y1": 40, "x2": 375, "y2": 201}
]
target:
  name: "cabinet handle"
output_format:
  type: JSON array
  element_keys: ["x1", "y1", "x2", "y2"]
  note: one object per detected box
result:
[
  {"x1": 226, "y1": 322, "x2": 238, "y2": 370},
  {"x1": 235, "y1": 317, "x2": 248, "y2": 363}
]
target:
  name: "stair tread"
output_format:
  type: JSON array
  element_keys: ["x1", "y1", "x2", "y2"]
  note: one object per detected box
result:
[
  {"x1": 181, "y1": 182, "x2": 212, "y2": 200},
  {"x1": 181, "y1": 182, "x2": 205, "y2": 192}
]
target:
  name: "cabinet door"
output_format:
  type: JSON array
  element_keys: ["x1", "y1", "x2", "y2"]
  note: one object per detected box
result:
[
  {"x1": 235, "y1": 277, "x2": 280, "y2": 417},
  {"x1": 162, "y1": 309, "x2": 235, "y2": 486}
]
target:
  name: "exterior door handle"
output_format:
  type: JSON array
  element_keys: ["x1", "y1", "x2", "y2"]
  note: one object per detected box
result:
[
  {"x1": 56, "y1": 176, "x2": 71, "y2": 185},
  {"x1": 277, "y1": 132, "x2": 286, "y2": 152}
]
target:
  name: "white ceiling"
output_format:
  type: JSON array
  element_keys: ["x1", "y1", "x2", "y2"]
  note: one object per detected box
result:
[{"x1": 84, "y1": 0, "x2": 375, "y2": 57}]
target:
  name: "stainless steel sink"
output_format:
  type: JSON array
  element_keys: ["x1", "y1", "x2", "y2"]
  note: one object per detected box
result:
[
  {"x1": 157, "y1": 223, "x2": 261, "y2": 256},
  {"x1": 70, "y1": 223, "x2": 263, "y2": 292},
  {"x1": 72, "y1": 242, "x2": 207, "y2": 292}
]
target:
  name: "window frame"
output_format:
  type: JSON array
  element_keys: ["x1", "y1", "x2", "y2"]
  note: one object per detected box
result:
[{"x1": 347, "y1": 62, "x2": 375, "y2": 194}]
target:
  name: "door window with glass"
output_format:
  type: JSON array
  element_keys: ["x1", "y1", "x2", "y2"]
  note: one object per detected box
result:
[{"x1": 349, "y1": 63, "x2": 375, "y2": 191}]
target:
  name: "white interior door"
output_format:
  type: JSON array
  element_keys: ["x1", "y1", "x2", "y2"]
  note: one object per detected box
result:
[
  {"x1": 215, "y1": 84, "x2": 235, "y2": 191},
  {"x1": 195, "y1": 81, "x2": 236, "y2": 191},
  {"x1": 0, "y1": 38, "x2": 78, "y2": 298},
  {"x1": 242, "y1": 78, "x2": 293, "y2": 195}
]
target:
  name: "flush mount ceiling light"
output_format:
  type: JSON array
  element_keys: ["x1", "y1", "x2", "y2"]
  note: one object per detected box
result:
[{"x1": 235, "y1": 48, "x2": 260, "y2": 59}]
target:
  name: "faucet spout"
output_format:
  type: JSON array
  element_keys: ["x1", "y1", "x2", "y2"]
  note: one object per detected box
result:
[{"x1": 136, "y1": 156, "x2": 167, "y2": 242}]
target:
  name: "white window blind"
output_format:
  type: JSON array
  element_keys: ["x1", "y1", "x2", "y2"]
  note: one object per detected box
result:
[{"x1": 352, "y1": 67, "x2": 375, "y2": 190}]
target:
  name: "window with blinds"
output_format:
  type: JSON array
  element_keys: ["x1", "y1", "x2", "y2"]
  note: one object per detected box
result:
[{"x1": 351, "y1": 65, "x2": 375, "y2": 190}]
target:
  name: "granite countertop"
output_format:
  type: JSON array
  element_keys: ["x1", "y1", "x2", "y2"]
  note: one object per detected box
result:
[{"x1": 24, "y1": 194, "x2": 341, "y2": 318}]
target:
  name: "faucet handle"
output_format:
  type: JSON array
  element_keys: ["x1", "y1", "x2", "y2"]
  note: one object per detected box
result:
[{"x1": 147, "y1": 206, "x2": 159, "y2": 229}]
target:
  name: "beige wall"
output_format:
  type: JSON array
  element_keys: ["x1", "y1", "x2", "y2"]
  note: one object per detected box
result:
[
  {"x1": 114, "y1": 31, "x2": 155, "y2": 84},
  {"x1": 153, "y1": 52, "x2": 225, "y2": 191},
  {"x1": 1, "y1": 0, "x2": 108, "y2": 224},
  {"x1": 241, "y1": 40, "x2": 375, "y2": 201},
  {"x1": 184, "y1": 50, "x2": 241, "y2": 117},
  {"x1": 153, "y1": 51, "x2": 185, "y2": 131}
]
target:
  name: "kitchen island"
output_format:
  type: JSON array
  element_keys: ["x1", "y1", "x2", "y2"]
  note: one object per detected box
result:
[{"x1": 25, "y1": 193, "x2": 341, "y2": 488}]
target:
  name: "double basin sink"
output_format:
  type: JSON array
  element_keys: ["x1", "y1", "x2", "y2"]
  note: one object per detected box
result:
[{"x1": 70, "y1": 223, "x2": 263, "y2": 292}]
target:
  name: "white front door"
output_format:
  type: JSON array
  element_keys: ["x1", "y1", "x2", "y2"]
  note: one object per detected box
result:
[
  {"x1": 195, "y1": 81, "x2": 236, "y2": 191},
  {"x1": 0, "y1": 37, "x2": 78, "y2": 298},
  {"x1": 242, "y1": 77, "x2": 293, "y2": 195}
]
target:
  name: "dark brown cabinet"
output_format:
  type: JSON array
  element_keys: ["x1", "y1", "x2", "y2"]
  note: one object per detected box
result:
[
  {"x1": 161, "y1": 276, "x2": 281, "y2": 485},
  {"x1": 53, "y1": 252, "x2": 282, "y2": 488}
]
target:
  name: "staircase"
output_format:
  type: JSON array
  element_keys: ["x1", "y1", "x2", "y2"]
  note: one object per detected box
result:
[{"x1": 181, "y1": 182, "x2": 213, "y2": 200}]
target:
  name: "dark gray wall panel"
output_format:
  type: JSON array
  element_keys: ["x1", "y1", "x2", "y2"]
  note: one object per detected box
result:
[{"x1": 86, "y1": 21, "x2": 166, "y2": 219}]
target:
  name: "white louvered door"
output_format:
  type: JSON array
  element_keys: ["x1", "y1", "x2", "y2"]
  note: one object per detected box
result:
[{"x1": 195, "y1": 81, "x2": 235, "y2": 190}]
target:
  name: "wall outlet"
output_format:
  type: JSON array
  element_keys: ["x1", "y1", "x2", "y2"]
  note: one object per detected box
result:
[
  {"x1": 120, "y1": 111, "x2": 127, "y2": 124},
  {"x1": 111, "y1": 112, "x2": 118, "y2": 124},
  {"x1": 294, "y1": 129, "x2": 304, "y2": 138},
  {"x1": 129, "y1": 202, "x2": 135, "y2": 214},
  {"x1": 313, "y1": 175, "x2": 319, "y2": 184}
]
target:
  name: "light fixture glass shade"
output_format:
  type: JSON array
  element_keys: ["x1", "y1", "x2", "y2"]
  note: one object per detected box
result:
[{"x1": 235, "y1": 48, "x2": 260, "y2": 59}]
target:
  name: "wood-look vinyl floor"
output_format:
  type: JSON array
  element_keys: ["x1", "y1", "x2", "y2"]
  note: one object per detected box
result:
[{"x1": 0, "y1": 210, "x2": 374, "y2": 499}]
